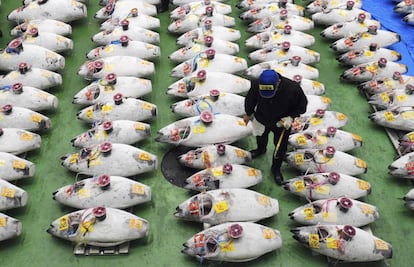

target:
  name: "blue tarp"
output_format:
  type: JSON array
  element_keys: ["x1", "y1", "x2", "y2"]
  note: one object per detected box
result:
[{"x1": 362, "y1": 0, "x2": 414, "y2": 75}]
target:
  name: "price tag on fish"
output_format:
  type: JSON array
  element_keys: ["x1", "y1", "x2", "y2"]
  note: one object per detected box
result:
[
  {"x1": 129, "y1": 218, "x2": 143, "y2": 229},
  {"x1": 293, "y1": 180, "x2": 305, "y2": 192},
  {"x1": 1, "y1": 187, "x2": 15, "y2": 198},
  {"x1": 294, "y1": 154, "x2": 305, "y2": 165},
  {"x1": 309, "y1": 234, "x2": 320, "y2": 248},
  {"x1": 326, "y1": 237, "x2": 338, "y2": 249},
  {"x1": 59, "y1": 216, "x2": 69, "y2": 231},
  {"x1": 0, "y1": 217, "x2": 6, "y2": 227},
  {"x1": 304, "y1": 207, "x2": 315, "y2": 220},
  {"x1": 214, "y1": 200, "x2": 229, "y2": 213},
  {"x1": 132, "y1": 184, "x2": 145, "y2": 195},
  {"x1": 357, "y1": 180, "x2": 370, "y2": 190},
  {"x1": 296, "y1": 135, "x2": 307, "y2": 146}
]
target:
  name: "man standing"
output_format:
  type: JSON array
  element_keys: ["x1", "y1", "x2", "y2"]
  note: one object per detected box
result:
[{"x1": 243, "y1": 69, "x2": 308, "y2": 185}]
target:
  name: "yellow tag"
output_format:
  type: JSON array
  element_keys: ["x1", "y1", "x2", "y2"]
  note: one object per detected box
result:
[
  {"x1": 142, "y1": 60, "x2": 153, "y2": 67},
  {"x1": 212, "y1": 167, "x2": 223, "y2": 177},
  {"x1": 257, "y1": 195, "x2": 270, "y2": 206},
  {"x1": 247, "y1": 168, "x2": 258, "y2": 176},
  {"x1": 20, "y1": 132, "x2": 33, "y2": 141},
  {"x1": 293, "y1": 180, "x2": 305, "y2": 192},
  {"x1": 235, "y1": 149, "x2": 246, "y2": 157},
  {"x1": 234, "y1": 57, "x2": 243, "y2": 63},
  {"x1": 397, "y1": 94, "x2": 408, "y2": 103},
  {"x1": 357, "y1": 179, "x2": 370, "y2": 190},
  {"x1": 12, "y1": 160, "x2": 26, "y2": 169},
  {"x1": 272, "y1": 33, "x2": 282, "y2": 40},
  {"x1": 294, "y1": 154, "x2": 305, "y2": 165},
  {"x1": 304, "y1": 207, "x2": 315, "y2": 220},
  {"x1": 323, "y1": 211, "x2": 337, "y2": 222},
  {"x1": 101, "y1": 104, "x2": 112, "y2": 113},
  {"x1": 360, "y1": 204, "x2": 374, "y2": 215},
  {"x1": 95, "y1": 131, "x2": 107, "y2": 141},
  {"x1": 384, "y1": 79, "x2": 395, "y2": 88},
  {"x1": 312, "y1": 81, "x2": 322, "y2": 87},
  {"x1": 88, "y1": 158, "x2": 101, "y2": 167},
  {"x1": 142, "y1": 102, "x2": 153, "y2": 110},
  {"x1": 41, "y1": 70, "x2": 52, "y2": 78},
  {"x1": 213, "y1": 200, "x2": 229, "y2": 213},
  {"x1": 56, "y1": 35, "x2": 66, "y2": 43},
  {"x1": 0, "y1": 217, "x2": 6, "y2": 227},
  {"x1": 326, "y1": 237, "x2": 338, "y2": 249},
  {"x1": 276, "y1": 50, "x2": 286, "y2": 56},
  {"x1": 134, "y1": 122, "x2": 146, "y2": 131},
  {"x1": 384, "y1": 111, "x2": 394, "y2": 121},
  {"x1": 86, "y1": 108, "x2": 93, "y2": 119},
  {"x1": 220, "y1": 241, "x2": 235, "y2": 252},
  {"x1": 375, "y1": 239, "x2": 389, "y2": 250},
  {"x1": 363, "y1": 50, "x2": 373, "y2": 57},
  {"x1": 8, "y1": 71, "x2": 19, "y2": 81},
  {"x1": 402, "y1": 111, "x2": 414, "y2": 119},
  {"x1": 352, "y1": 133, "x2": 362, "y2": 142},
  {"x1": 0, "y1": 160, "x2": 5, "y2": 166},
  {"x1": 103, "y1": 64, "x2": 113, "y2": 72},
  {"x1": 132, "y1": 184, "x2": 145, "y2": 195},
  {"x1": 69, "y1": 153, "x2": 78, "y2": 164},
  {"x1": 31, "y1": 114, "x2": 42, "y2": 123},
  {"x1": 310, "y1": 117, "x2": 323, "y2": 126},
  {"x1": 315, "y1": 185, "x2": 330, "y2": 194},
  {"x1": 336, "y1": 113, "x2": 347, "y2": 120},
  {"x1": 59, "y1": 216, "x2": 69, "y2": 231},
  {"x1": 380, "y1": 92, "x2": 390, "y2": 102},
  {"x1": 199, "y1": 58, "x2": 209, "y2": 67},
  {"x1": 77, "y1": 188, "x2": 90, "y2": 198},
  {"x1": 191, "y1": 45, "x2": 201, "y2": 53},
  {"x1": 269, "y1": 5, "x2": 277, "y2": 12},
  {"x1": 316, "y1": 136, "x2": 327, "y2": 145},
  {"x1": 193, "y1": 125, "x2": 205, "y2": 134},
  {"x1": 80, "y1": 221, "x2": 94, "y2": 234},
  {"x1": 296, "y1": 135, "x2": 307, "y2": 145},
  {"x1": 238, "y1": 119, "x2": 247, "y2": 126},
  {"x1": 2, "y1": 49, "x2": 11, "y2": 58},
  {"x1": 362, "y1": 32, "x2": 372, "y2": 39},
  {"x1": 408, "y1": 132, "x2": 414, "y2": 142},
  {"x1": 129, "y1": 218, "x2": 143, "y2": 229},
  {"x1": 47, "y1": 52, "x2": 57, "y2": 60},
  {"x1": 263, "y1": 228, "x2": 276, "y2": 239},
  {"x1": 309, "y1": 234, "x2": 320, "y2": 248},
  {"x1": 355, "y1": 158, "x2": 367, "y2": 168},
  {"x1": 1, "y1": 187, "x2": 15, "y2": 198},
  {"x1": 139, "y1": 152, "x2": 151, "y2": 161},
  {"x1": 105, "y1": 46, "x2": 114, "y2": 53}
]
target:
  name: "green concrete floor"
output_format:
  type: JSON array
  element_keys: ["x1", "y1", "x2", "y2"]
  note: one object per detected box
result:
[{"x1": 0, "y1": 1, "x2": 412, "y2": 266}]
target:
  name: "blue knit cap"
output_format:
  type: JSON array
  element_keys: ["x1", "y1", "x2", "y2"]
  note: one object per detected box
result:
[{"x1": 259, "y1": 69, "x2": 279, "y2": 98}]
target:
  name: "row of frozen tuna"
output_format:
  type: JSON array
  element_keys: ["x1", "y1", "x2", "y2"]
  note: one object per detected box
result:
[
  {"x1": 160, "y1": 1, "x2": 283, "y2": 262},
  {"x1": 292, "y1": 0, "x2": 395, "y2": 261},
  {"x1": 46, "y1": 0, "x2": 171, "y2": 247},
  {"x1": 241, "y1": 0, "x2": 393, "y2": 262},
  {"x1": 0, "y1": 0, "x2": 91, "y2": 243}
]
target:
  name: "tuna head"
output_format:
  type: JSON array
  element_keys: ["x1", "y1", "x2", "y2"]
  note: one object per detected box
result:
[{"x1": 174, "y1": 194, "x2": 213, "y2": 223}]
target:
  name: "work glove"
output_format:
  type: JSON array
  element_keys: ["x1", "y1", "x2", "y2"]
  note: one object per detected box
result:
[{"x1": 277, "y1": 116, "x2": 293, "y2": 129}]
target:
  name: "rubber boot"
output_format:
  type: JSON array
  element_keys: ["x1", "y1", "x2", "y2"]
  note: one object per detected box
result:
[
  {"x1": 250, "y1": 135, "x2": 267, "y2": 158},
  {"x1": 271, "y1": 157, "x2": 284, "y2": 185}
]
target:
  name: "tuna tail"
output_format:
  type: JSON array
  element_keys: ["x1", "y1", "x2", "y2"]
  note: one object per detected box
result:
[{"x1": 52, "y1": 190, "x2": 58, "y2": 200}]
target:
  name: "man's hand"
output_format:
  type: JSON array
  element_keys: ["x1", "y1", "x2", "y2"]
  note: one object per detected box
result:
[
  {"x1": 243, "y1": 114, "x2": 251, "y2": 125},
  {"x1": 277, "y1": 116, "x2": 293, "y2": 129}
]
